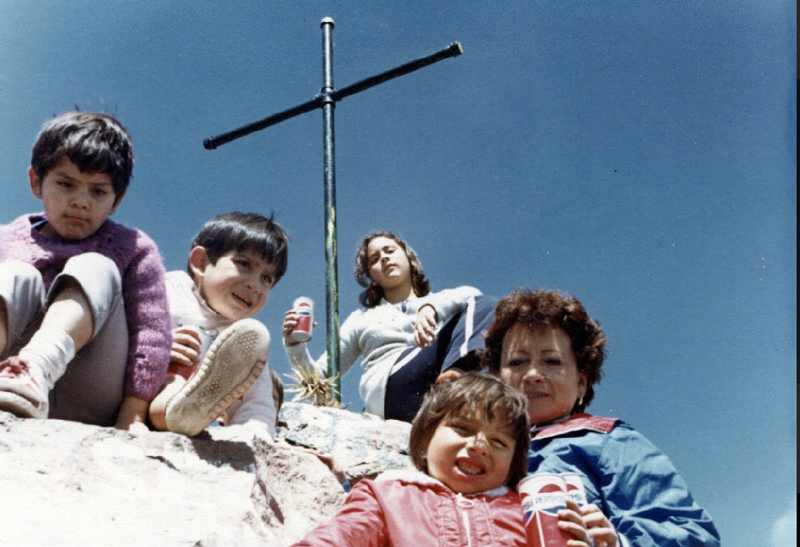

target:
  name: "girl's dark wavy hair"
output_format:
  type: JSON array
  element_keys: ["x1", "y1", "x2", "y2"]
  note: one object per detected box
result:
[
  {"x1": 31, "y1": 111, "x2": 134, "y2": 204},
  {"x1": 409, "y1": 372, "x2": 531, "y2": 489},
  {"x1": 188, "y1": 211, "x2": 290, "y2": 284},
  {"x1": 354, "y1": 231, "x2": 431, "y2": 308},
  {"x1": 483, "y1": 288, "x2": 607, "y2": 414}
]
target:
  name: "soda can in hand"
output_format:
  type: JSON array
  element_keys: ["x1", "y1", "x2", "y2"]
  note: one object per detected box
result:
[
  {"x1": 518, "y1": 473, "x2": 572, "y2": 547},
  {"x1": 291, "y1": 297, "x2": 314, "y2": 342},
  {"x1": 562, "y1": 473, "x2": 587, "y2": 507}
]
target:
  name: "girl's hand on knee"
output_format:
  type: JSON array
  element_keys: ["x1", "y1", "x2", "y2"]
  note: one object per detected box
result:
[
  {"x1": 414, "y1": 305, "x2": 438, "y2": 348},
  {"x1": 558, "y1": 499, "x2": 592, "y2": 547},
  {"x1": 171, "y1": 327, "x2": 201, "y2": 368}
]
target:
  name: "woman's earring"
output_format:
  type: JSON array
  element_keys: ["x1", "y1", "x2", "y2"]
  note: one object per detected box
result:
[{"x1": 578, "y1": 396, "x2": 584, "y2": 407}]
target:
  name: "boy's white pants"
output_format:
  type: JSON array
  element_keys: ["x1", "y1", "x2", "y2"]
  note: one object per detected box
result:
[{"x1": 0, "y1": 253, "x2": 128, "y2": 426}]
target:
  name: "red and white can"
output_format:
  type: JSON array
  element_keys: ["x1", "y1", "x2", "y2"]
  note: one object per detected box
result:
[
  {"x1": 562, "y1": 473, "x2": 587, "y2": 507},
  {"x1": 167, "y1": 325, "x2": 217, "y2": 380},
  {"x1": 518, "y1": 473, "x2": 571, "y2": 547},
  {"x1": 291, "y1": 297, "x2": 314, "y2": 342}
]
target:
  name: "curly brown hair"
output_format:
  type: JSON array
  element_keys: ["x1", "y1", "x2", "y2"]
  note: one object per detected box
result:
[
  {"x1": 354, "y1": 231, "x2": 431, "y2": 308},
  {"x1": 408, "y1": 372, "x2": 530, "y2": 489},
  {"x1": 483, "y1": 289, "x2": 607, "y2": 413}
]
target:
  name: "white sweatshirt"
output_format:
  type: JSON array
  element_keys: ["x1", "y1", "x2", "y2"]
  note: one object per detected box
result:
[
  {"x1": 284, "y1": 285, "x2": 481, "y2": 418},
  {"x1": 165, "y1": 270, "x2": 276, "y2": 437}
]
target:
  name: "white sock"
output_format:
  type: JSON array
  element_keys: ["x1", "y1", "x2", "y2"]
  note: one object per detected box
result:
[{"x1": 19, "y1": 329, "x2": 76, "y2": 391}]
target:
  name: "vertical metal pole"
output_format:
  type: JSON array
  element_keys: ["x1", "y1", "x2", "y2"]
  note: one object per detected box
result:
[{"x1": 321, "y1": 17, "x2": 341, "y2": 400}]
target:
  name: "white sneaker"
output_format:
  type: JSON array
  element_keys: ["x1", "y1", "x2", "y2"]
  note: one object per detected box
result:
[
  {"x1": 165, "y1": 319, "x2": 269, "y2": 436},
  {"x1": 0, "y1": 356, "x2": 49, "y2": 419}
]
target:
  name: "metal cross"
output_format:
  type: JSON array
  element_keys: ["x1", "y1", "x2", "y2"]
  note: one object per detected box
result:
[{"x1": 203, "y1": 17, "x2": 462, "y2": 401}]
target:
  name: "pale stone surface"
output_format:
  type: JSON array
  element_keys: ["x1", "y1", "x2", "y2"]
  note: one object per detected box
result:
[
  {"x1": 0, "y1": 402, "x2": 413, "y2": 547},
  {"x1": 277, "y1": 401, "x2": 414, "y2": 483}
]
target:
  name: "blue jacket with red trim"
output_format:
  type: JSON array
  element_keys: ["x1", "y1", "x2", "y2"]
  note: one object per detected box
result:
[{"x1": 528, "y1": 413, "x2": 721, "y2": 547}]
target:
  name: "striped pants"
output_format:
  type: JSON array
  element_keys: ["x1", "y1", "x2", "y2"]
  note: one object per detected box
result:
[{"x1": 383, "y1": 294, "x2": 497, "y2": 422}]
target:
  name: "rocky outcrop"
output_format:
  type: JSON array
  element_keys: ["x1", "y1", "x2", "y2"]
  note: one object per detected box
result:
[{"x1": 0, "y1": 402, "x2": 413, "y2": 546}]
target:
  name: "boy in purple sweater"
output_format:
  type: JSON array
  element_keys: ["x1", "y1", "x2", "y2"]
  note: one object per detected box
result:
[{"x1": 0, "y1": 111, "x2": 171, "y2": 430}]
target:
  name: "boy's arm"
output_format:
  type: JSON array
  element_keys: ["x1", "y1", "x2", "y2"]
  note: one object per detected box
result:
[
  {"x1": 115, "y1": 395, "x2": 149, "y2": 431},
  {"x1": 120, "y1": 232, "x2": 172, "y2": 403}
]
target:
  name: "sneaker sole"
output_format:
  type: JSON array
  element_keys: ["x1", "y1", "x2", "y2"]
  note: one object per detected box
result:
[
  {"x1": 164, "y1": 319, "x2": 269, "y2": 436},
  {"x1": 0, "y1": 389, "x2": 48, "y2": 419}
]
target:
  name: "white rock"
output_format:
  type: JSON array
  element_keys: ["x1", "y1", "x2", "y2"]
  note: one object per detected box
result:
[{"x1": 0, "y1": 402, "x2": 413, "y2": 546}]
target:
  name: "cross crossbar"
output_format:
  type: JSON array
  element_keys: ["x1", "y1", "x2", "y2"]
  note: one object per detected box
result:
[
  {"x1": 203, "y1": 42, "x2": 462, "y2": 150},
  {"x1": 203, "y1": 17, "x2": 462, "y2": 402}
]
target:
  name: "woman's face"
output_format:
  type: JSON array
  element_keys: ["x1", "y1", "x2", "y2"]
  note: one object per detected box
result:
[
  {"x1": 499, "y1": 323, "x2": 587, "y2": 426},
  {"x1": 365, "y1": 236, "x2": 413, "y2": 292}
]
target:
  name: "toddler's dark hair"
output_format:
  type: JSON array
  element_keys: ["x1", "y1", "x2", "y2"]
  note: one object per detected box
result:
[
  {"x1": 31, "y1": 111, "x2": 134, "y2": 203},
  {"x1": 409, "y1": 372, "x2": 530, "y2": 489},
  {"x1": 188, "y1": 212, "x2": 289, "y2": 283}
]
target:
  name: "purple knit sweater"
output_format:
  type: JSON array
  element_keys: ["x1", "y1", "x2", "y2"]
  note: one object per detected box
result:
[{"x1": 0, "y1": 213, "x2": 171, "y2": 401}]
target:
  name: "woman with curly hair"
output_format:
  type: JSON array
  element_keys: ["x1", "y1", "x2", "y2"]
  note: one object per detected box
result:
[
  {"x1": 482, "y1": 288, "x2": 721, "y2": 547},
  {"x1": 283, "y1": 231, "x2": 496, "y2": 422}
]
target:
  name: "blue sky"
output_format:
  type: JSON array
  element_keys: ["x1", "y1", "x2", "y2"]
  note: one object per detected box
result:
[{"x1": 1, "y1": 1, "x2": 795, "y2": 545}]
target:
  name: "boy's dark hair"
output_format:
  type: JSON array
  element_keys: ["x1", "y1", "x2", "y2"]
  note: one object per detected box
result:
[
  {"x1": 483, "y1": 288, "x2": 606, "y2": 413},
  {"x1": 409, "y1": 372, "x2": 530, "y2": 489},
  {"x1": 31, "y1": 112, "x2": 134, "y2": 204},
  {"x1": 188, "y1": 212, "x2": 289, "y2": 283}
]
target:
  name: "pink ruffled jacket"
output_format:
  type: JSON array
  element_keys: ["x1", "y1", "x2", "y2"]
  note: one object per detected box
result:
[{"x1": 291, "y1": 469, "x2": 528, "y2": 547}]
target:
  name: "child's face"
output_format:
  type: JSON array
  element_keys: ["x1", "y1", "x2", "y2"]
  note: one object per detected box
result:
[
  {"x1": 366, "y1": 236, "x2": 412, "y2": 292},
  {"x1": 425, "y1": 411, "x2": 516, "y2": 495},
  {"x1": 190, "y1": 247, "x2": 277, "y2": 321},
  {"x1": 28, "y1": 159, "x2": 121, "y2": 240}
]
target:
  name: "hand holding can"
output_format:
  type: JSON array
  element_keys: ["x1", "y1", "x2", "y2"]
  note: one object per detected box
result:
[
  {"x1": 291, "y1": 297, "x2": 314, "y2": 342},
  {"x1": 518, "y1": 473, "x2": 572, "y2": 547}
]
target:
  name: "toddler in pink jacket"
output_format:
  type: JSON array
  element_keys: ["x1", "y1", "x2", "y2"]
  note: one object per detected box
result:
[{"x1": 291, "y1": 373, "x2": 592, "y2": 547}]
